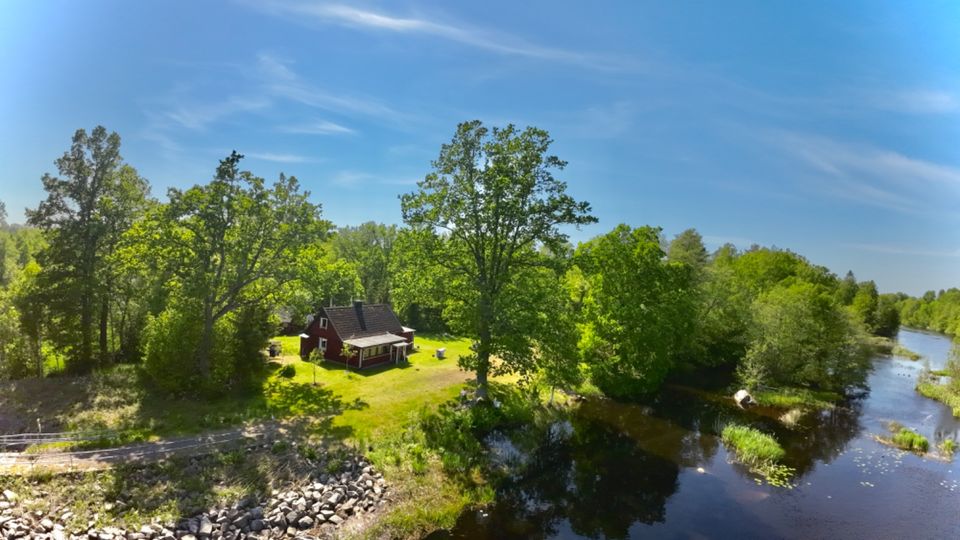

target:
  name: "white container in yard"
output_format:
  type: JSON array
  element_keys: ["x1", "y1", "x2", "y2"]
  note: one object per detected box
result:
[{"x1": 436, "y1": 348, "x2": 446, "y2": 359}]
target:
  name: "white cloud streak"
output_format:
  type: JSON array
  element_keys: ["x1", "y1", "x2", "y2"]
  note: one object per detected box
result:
[
  {"x1": 844, "y1": 243, "x2": 960, "y2": 258},
  {"x1": 256, "y1": 53, "x2": 404, "y2": 121},
  {"x1": 247, "y1": 1, "x2": 639, "y2": 71},
  {"x1": 867, "y1": 89, "x2": 960, "y2": 115},
  {"x1": 277, "y1": 119, "x2": 356, "y2": 135},
  {"x1": 244, "y1": 152, "x2": 316, "y2": 163},
  {"x1": 767, "y1": 130, "x2": 960, "y2": 214}
]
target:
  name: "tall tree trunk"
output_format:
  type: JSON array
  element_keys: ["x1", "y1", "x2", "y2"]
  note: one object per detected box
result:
[
  {"x1": 99, "y1": 295, "x2": 109, "y2": 365},
  {"x1": 196, "y1": 301, "x2": 215, "y2": 381},
  {"x1": 79, "y1": 295, "x2": 93, "y2": 373},
  {"x1": 475, "y1": 293, "x2": 493, "y2": 399}
]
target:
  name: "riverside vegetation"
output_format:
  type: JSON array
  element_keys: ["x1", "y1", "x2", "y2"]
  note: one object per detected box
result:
[{"x1": 0, "y1": 121, "x2": 956, "y2": 538}]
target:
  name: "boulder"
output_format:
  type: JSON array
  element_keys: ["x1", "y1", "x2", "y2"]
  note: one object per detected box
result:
[{"x1": 734, "y1": 389, "x2": 754, "y2": 407}]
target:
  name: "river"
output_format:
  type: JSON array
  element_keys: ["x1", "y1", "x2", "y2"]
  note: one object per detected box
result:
[{"x1": 428, "y1": 329, "x2": 960, "y2": 539}]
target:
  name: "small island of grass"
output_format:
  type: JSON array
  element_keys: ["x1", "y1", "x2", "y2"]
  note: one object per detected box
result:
[
  {"x1": 890, "y1": 427, "x2": 929, "y2": 453},
  {"x1": 721, "y1": 423, "x2": 795, "y2": 486},
  {"x1": 722, "y1": 424, "x2": 785, "y2": 463},
  {"x1": 892, "y1": 344, "x2": 922, "y2": 361},
  {"x1": 752, "y1": 388, "x2": 841, "y2": 410}
]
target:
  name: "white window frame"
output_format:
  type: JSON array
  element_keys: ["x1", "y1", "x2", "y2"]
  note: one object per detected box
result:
[
  {"x1": 319, "y1": 317, "x2": 328, "y2": 329},
  {"x1": 319, "y1": 338, "x2": 328, "y2": 351}
]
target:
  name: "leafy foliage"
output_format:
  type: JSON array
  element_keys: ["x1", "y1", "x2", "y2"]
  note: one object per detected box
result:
[
  {"x1": 130, "y1": 152, "x2": 324, "y2": 394},
  {"x1": 400, "y1": 121, "x2": 596, "y2": 396},
  {"x1": 331, "y1": 222, "x2": 396, "y2": 304},
  {"x1": 25, "y1": 127, "x2": 151, "y2": 372},
  {"x1": 574, "y1": 224, "x2": 696, "y2": 397},
  {"x1": 900, "y1": 288, "x2": 960, "y2": 336},
  {"x1": 739, "y1": 281, "x2": 865, "y2": 392}
]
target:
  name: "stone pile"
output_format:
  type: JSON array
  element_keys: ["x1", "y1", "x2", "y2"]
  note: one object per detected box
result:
[{"x1": 0, "y1": 458, "x2": 387, "y2": 539}]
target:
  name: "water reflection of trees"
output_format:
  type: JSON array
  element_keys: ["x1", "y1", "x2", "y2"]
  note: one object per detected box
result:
[
  {"x1": 479, "y1": 410, "x2": 681, "y2": 540},
  {"x1": 780, "y1": 400, "x2": 864, "y2": 475}
]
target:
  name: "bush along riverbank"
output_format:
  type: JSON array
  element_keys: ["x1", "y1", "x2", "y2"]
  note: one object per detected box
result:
[
  {"x1": 915, "y1": 368, "x2": 960, "y2": 417},
  {"x1": 0, "y1": 441, "x2": 387, "y2": 539},
  {"x1": 360, "y1": 382, "x2": 570, "y2": 539}
]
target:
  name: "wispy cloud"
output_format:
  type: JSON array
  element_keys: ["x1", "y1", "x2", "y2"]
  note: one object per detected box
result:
[
  {"x1": 776, "y1": 132, "x2": 960, "y2": 187},
  {"x1": 844, "y1": 243, "x2": 960, "y2": 258},
  {"x1": 867, "y1": 89, "x2": 960, "y2": 115},
  {"x1": 766, "y1": 130, "x2": 960, "y2": 214},
  {"x1": 330, "y1": 170, "x2": 373, "y2": 187},
  {"x1": 143, "y1": 51, "x2": 404, "y2": 154},
  {"x1": 256, "y1": 53, "x2": 404, "y2": 121},
  {"x1": 277, "y1": 119, "x2": 356, "y2": 135},
  {"x1": 246, "y1": 1, "x2": 639, "y2": 71},
  {"x1": 329, "y1": 170, "x2": 419, "y2": 187},
  {"x1": 244, "y1": 152, "x2": 316, "y2": 163}
]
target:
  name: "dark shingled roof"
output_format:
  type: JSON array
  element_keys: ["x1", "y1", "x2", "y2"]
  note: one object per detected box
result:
[{"x1": 321, "y1": 302, "x2": 405, "y2": 340}]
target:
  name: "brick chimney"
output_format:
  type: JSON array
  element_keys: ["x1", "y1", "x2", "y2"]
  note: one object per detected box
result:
[{"x1": 353, "y1": 300, "x2": 366, "y2": 330}]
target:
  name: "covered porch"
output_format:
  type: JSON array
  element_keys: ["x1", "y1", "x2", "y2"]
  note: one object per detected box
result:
[{"x1": 343, "y1": 333, "x2": 412, "y2": 368}]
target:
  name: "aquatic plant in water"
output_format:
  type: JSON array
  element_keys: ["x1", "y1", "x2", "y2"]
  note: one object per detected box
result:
[
  {"x1": 721, "y1": 423, "x2": 796, "y2": 487},
  {"x1": 890, "y1": 428, "x2": 929, "y2": 453}
]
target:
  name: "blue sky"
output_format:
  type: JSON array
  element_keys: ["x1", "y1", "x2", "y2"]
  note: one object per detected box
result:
[{"x1": 1, "y1": 1, "x2": 958, "y2": 295}]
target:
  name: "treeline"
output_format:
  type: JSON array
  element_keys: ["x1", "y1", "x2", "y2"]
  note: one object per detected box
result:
[
  {"x1": 0, "y1": 122, "x2": 903, "y2": 401},
  {"x1": 0, "y1": 128, "x2": 384, "y2": 392},
  {"x1": 899, "y1": 289, "x2": 960, "y2": 336}
]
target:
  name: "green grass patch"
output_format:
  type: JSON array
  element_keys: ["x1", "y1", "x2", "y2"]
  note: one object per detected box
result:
[
  {"x1": 916, "y1": 382, "x2": 960, "y2": 417},
  {"x1": 0, "y1": 333, "x2": 490, "y2": 447},
  {"x1": 930, "y1": 369, "x2": 951, "y2": 377},
  {"x1": 753, "y1": 388, "x2": 841, "y2": 410},
  {"x1": 940, "y1": 439, "x2": 956, "y2": 458},
  {"x1": 890, "y1": 428, "x2": 929, "y2": 453},
  {"x1": 721, "y1": 423, "x2": 794, "y2": 487},
  {"x1": 892, "y1": 344, "x2": 922, "y2": 361},
  {"x1": 721, "y1": 424, "x2": 786, "y2": 463}
]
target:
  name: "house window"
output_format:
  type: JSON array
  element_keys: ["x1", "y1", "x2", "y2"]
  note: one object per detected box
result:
[
  {"x1": 319, "y1": 338, "x2": 328, "y2": 351},
  {"x1": 319, "y1": 317, "x2": 328, "y2": 329}
]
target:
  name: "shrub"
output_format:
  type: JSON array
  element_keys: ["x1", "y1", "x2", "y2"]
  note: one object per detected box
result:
[
  {"x1": 278, "y1": 365, "x2": 295, "y2": 378},
  {"x1": 143, "y1": 298, "x2": 273, "y2": 395}
]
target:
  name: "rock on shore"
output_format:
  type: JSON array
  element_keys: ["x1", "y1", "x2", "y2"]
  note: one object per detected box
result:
[{"x1": 0, "y1": 455, "x2": 387, "y2": 539}]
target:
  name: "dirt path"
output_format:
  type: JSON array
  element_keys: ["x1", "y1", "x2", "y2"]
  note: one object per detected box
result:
[{"x1": 0, "y1": 421, "x2": 290, "y2": 474}]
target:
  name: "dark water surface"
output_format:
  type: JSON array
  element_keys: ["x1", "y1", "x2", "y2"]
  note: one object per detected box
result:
[{"x1": 429, "y1": 329, "x2": 960, "y2": 539}]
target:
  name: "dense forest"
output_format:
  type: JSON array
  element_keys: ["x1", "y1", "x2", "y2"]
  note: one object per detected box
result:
[{"x1": 0, "y1": 122, "x2": 935, "y2": 401}]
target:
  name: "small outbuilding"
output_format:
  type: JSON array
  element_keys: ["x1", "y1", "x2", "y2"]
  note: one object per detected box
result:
[{"x1": 299, "y1": 301, "x2": 415, "y2": 369}]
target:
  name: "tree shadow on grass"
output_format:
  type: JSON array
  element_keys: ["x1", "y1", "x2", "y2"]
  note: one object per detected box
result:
[
  {"x1": 316, "y1": 359, "x2": 413, "y2": 378},
  {"x1": 90, "y1": 380, "x2": 368, "y2": 531}
]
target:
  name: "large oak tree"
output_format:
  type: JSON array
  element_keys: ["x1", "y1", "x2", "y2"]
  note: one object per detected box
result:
[
  {"x1": 26, "y1": 127, "x2": 150, "y2": 372},
  {"x1": 401, "y1": 121, "x2": 595, "y2": 397}
]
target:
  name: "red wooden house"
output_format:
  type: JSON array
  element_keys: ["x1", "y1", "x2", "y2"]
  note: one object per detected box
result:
[{"x1": 299, "y1": 301, "x2": 415, "y2": 368}]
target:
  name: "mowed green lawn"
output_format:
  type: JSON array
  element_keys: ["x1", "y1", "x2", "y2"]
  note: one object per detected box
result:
[
  {"x1": 274, "y1": 333, "x2": 485, "y2": 440},
  {"x1": 0, "y1": 333, "x2": 496, "y2": 448}
]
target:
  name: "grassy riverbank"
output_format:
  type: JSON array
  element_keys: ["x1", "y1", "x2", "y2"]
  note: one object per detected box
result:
[
  {"x1": 1, "y1": 334, "x2": 554, "y2": 539},
  {"x1": 916, "y1": 382, "x2": 960, "y2": 417}
]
